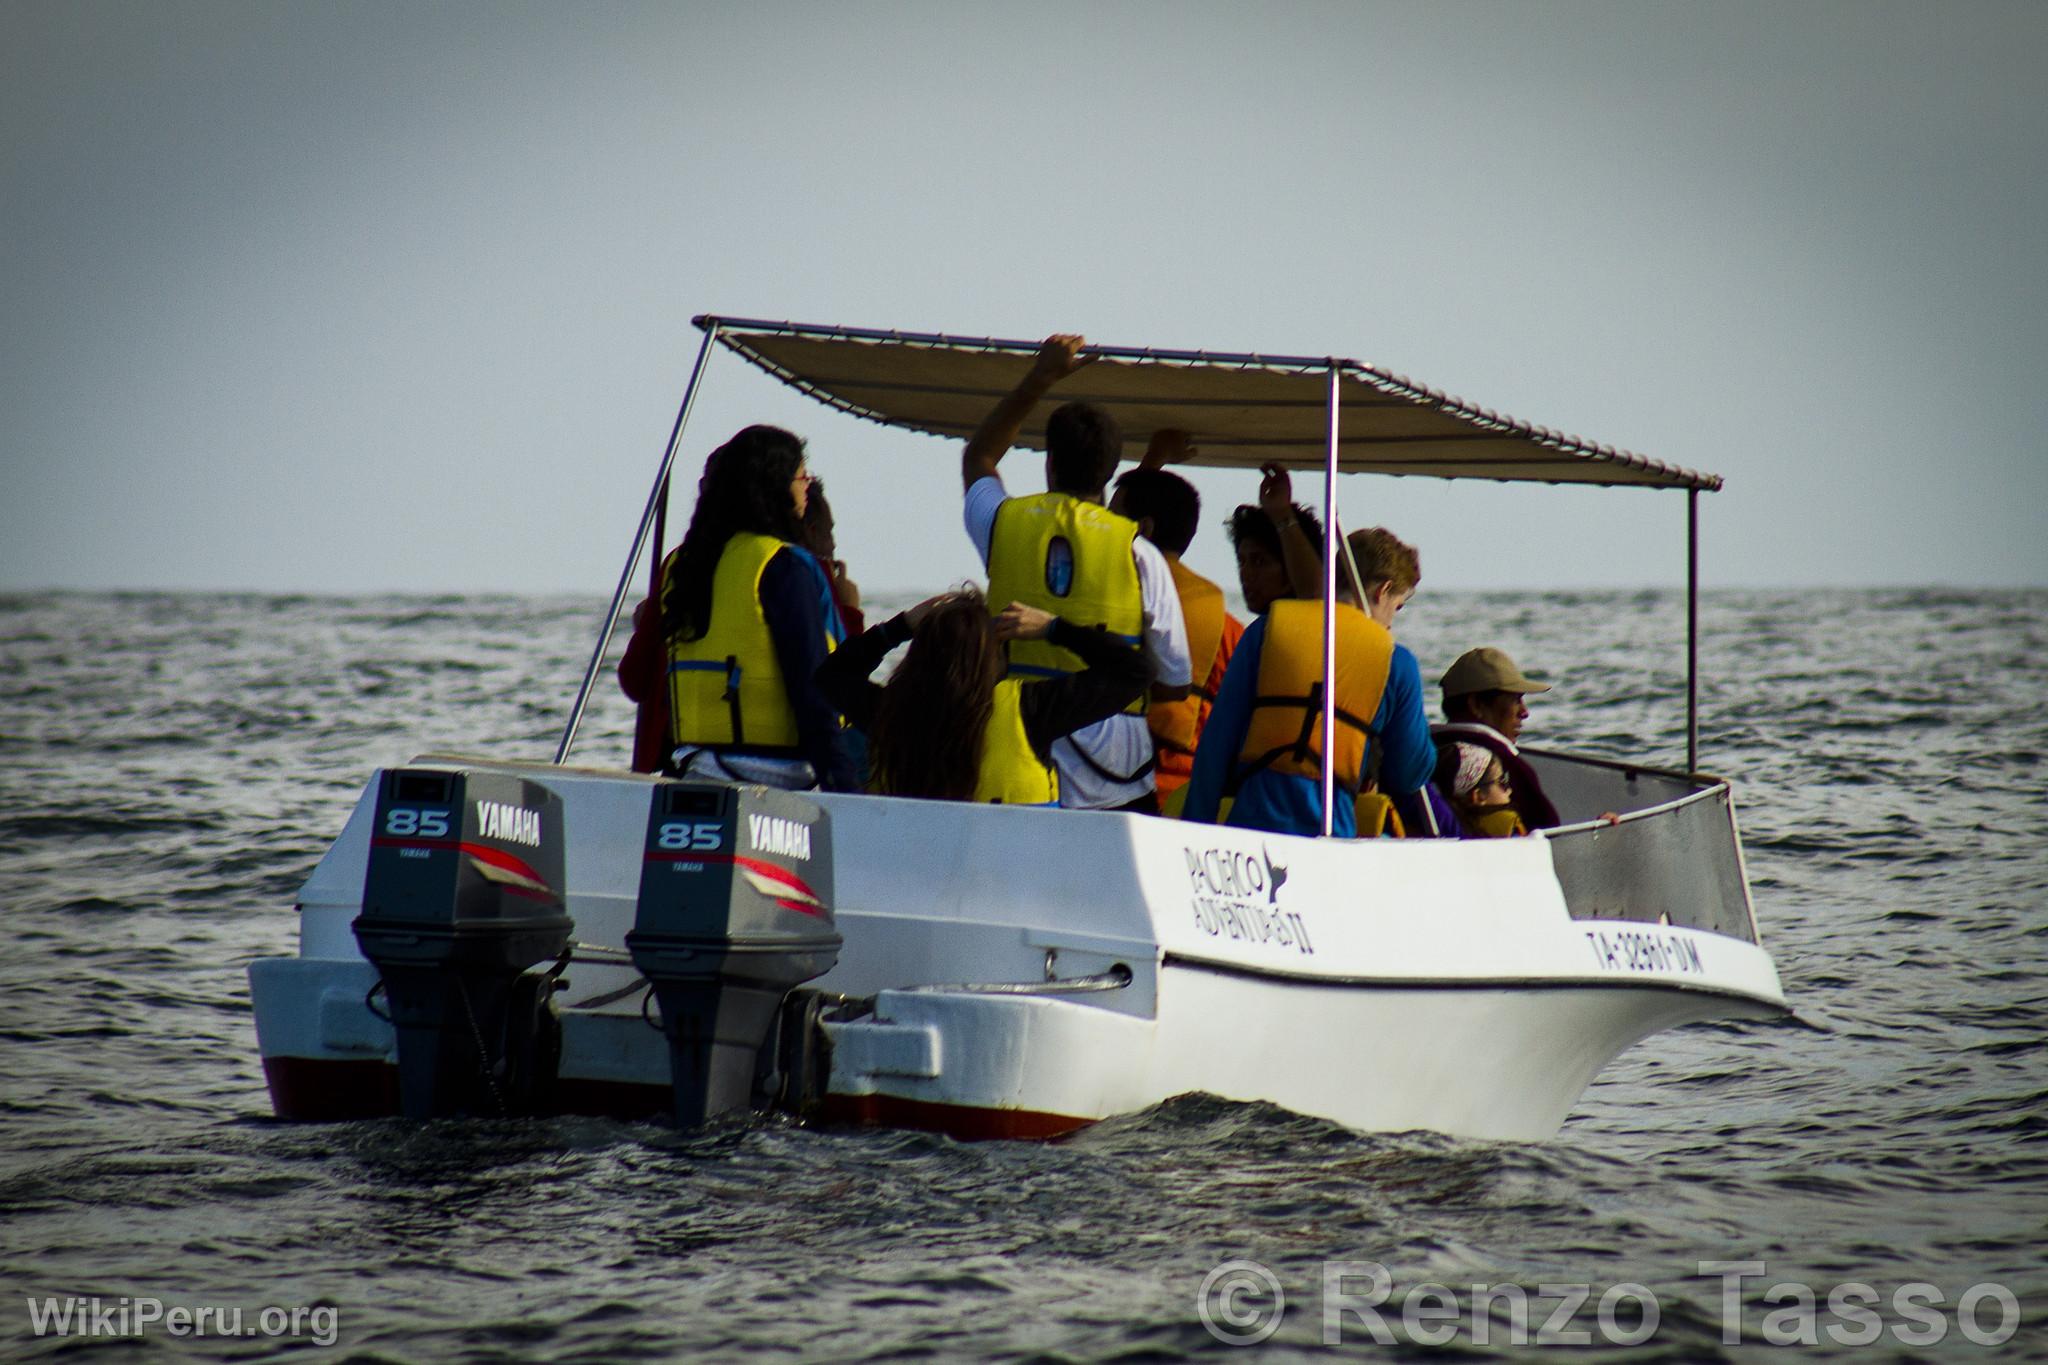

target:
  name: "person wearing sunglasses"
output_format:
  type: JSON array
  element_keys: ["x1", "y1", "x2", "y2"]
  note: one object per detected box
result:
[{"x1": 1435, "y1": 740, "x2": 1529, "y2": 838}]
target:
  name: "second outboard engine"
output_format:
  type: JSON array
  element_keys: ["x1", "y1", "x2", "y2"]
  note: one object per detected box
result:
[
  {"x1": 352, "y1": 767, "x2": 571, "y2": 1118},
  {"x1": 626, "y1": 782, "x2": 840, "y2": 1127}
]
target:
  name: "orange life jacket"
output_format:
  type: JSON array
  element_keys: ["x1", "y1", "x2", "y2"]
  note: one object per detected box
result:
[
  {"x1": 1149, "y1": 556, "x2": 1228, "y2": 756},
  {"x1": 1229, "y1": 599, "x2": 1394, "y2": 797}
]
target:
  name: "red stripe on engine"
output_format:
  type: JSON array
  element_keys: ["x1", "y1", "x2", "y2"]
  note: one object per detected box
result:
[
  {"x1": 643, "y1": 852, "x2": 825, "y2": 916},
  {"x1": 370, "y1": 837, "x2": 552, "y2": 894},
  {"x1": 456, "y1": 841, "x2": 548, "y2": 886}
]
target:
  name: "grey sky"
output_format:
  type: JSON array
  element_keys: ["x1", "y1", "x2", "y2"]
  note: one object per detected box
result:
[{"x1": 4, "y1": 0, "x2": 2044, "y2": 595}]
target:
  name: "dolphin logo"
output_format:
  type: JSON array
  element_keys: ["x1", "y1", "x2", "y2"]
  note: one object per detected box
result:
[{"x1": 1261, "y1": 846, "x2": 1288, "y2": 905}]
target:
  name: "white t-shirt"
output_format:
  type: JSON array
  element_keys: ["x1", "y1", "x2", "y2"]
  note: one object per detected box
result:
[{"x1": 964, "y1": 475, "x2": 1192, "y2": 810}]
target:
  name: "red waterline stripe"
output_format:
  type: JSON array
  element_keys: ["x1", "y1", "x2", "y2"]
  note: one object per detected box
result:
[{"x1": 818, "y1": 1092, "x2": 1095, "y2": 1142}]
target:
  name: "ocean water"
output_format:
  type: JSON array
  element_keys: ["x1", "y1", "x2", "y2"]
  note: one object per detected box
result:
[{"x1": 1, "y1": 588, "x2": 2042, "y2": 1361}]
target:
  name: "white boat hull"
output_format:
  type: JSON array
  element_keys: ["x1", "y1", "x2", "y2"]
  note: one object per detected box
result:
[{"x1": 250, "y1": 754, "x2": 1786, "y2": 1141}]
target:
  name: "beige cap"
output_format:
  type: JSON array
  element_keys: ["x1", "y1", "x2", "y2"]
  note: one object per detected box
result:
[{"x1": 1440, "y1": 647, "x2": 1552, "y2": 698}]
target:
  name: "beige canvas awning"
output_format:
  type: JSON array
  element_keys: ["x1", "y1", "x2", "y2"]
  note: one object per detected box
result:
[{"x1": 699, "y1": 316, "x2": 1719, "y2": 492}]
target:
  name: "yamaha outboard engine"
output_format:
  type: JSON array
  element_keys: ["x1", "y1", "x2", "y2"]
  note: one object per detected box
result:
[
  {"x1": 626, "y1": 782, "x2": 840, "y2": 1127},
  {"x1": 352, "y1": 768, "x2": 571, "y2": 1118}
]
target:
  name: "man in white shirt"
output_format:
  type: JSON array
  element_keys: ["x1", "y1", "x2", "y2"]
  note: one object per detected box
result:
[{"x1": 960, "y1": 334, "x2": 1192, "y2": 812}]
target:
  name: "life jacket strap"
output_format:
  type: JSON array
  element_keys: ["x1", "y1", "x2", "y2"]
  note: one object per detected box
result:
[
  {"x1": 1227, "y1": 689, "x2": 1380, "y2": 800},
  {"x1": 721, "y1": 654, "x2": 743, "y2": 745},
  {"x1": 1290, "y1": 682, "x2": 1324, "y2": 763},
  {"x1": 1246, "y1": 693, "x2": 1374, "y2": 742},
  {"x1": 665, "y1": 655, "x2": 747, "y2": 744}
]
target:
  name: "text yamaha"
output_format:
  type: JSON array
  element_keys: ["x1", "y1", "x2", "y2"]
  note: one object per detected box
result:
[
  {"x1": 476, "y1": 800, "x2": 543, "y2": 848},
  {"x1": 748, "y1": 814, "x2": 812, "y2": 860}
]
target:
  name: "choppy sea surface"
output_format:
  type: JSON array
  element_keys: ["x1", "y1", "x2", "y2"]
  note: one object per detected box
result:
[{"x1": 1, "y1": 588, "x2": 2043, "y2": 1361}]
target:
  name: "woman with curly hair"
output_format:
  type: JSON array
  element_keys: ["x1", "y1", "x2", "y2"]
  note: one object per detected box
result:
[{"x1": 815, "y1": 587, "x2": 1147, "y2": 804}]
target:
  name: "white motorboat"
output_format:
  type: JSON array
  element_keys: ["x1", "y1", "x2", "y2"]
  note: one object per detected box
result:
[{"x1": 248, "y1": 318, "x2": 1787, "y2": 1142}]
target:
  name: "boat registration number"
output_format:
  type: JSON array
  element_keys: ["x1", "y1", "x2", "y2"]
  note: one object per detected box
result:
[{"x1": 1583, "y1": 928, "x2": 1704, "y2": 975}]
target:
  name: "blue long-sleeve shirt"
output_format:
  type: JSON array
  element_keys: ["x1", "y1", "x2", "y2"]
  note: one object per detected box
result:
[
  {"x1": 755, "y1": 545, "x2": 858, "y2": 791},
  {"x1": 1182, "y1": 620, "x2": 1433, "y2": 837}
]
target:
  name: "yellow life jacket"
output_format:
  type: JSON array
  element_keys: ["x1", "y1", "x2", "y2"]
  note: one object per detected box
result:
[
  {"x1": 970, "y1": 678, "x2": 1060, "y2": 805},
  {"x1": 1232, "y1": 599, "x2": 1394, "y2": 796},
  {"x1": 986, "y1": 492, "x2": 1146, "y2": 716},
  {"x1": 1149, "y1": 556, "x2": 1226, "y2": 755},
  {"x1": 665, "y1": 532, "x2": 831, "y2": 753},
  {"x1": 1354, "y1": 791, "x2": 1406, "y2": 838},
  {"x1": 1467, "y1": 807, "x2": 1528, "y2": 838}
]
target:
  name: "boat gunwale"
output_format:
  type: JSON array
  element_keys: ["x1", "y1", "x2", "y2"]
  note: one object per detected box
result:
[{"x1": 1159, "y1": 950, "x2": 1788, "y2": 1013}]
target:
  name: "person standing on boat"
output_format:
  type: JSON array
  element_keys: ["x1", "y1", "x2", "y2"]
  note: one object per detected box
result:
[
  {"x1": 961, "y1": 335, "x2": 1192, "y2": 813},
  {"x1": 617, "y1": 424, "x2": 858, "y2": 791},
  {"x1": 814, "y1": 588, "x2": 1148, "y2": 804},
  {"x1": 1109, "y1": 430, "x2": 1244, "y2": 807},
  {"x1": 1180, "y1": 497, "x2": 1434, "y2": 837},
  {"x1": 1436, "y1": 648, "x2": 1562, "y2": 828}
]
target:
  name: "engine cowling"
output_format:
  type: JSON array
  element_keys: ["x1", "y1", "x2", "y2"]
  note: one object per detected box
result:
[
  {"x1": 351, "y1": 767, "x2": 570, "y2": 1118},
  {"x1": 626, "y1": 781, "x2": 840, "y2": 1126}
]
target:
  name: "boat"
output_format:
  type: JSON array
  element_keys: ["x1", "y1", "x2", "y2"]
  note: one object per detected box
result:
[{"x1": 248, "y1": 317, "x2": 1787, "y2": 1142}]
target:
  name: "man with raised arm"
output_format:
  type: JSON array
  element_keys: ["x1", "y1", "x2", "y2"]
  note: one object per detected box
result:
[
  {"x1": 961, "y1": 334, "x2": 1192, "y2": 813},
  {"x1": 1179, "y1": 456, "x2": 1436, "y2": 838}
]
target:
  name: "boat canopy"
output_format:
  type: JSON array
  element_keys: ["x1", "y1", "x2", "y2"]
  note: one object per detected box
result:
[
  {"x1": 557, "y1": 312, "x2": 1719, "y2": 779},
  {"x1": 695, "y1": 315, "x2": 1721, "y2": 493}
]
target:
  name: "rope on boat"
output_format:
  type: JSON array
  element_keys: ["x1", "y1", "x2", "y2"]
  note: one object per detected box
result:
[
  {"x1": 562, "y1": 978, "x2": 652, "y2": 1012},
  {"x1": 896, "y1": 963, "x2": 1133, "y2": 997},
  {"x1": 566, "y1": 941, "x2": 634, "y2": 960},
  {"x1": 454, "y1": 974, "x2": 509, "y2": 1117}
]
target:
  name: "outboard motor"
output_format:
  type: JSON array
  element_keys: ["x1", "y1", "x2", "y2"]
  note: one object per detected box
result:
[
  {"x1": 352, "y1": 768, "x2": 571, "y2": 1118},
  {"x1": 626, "y1": 782, "x2": 840, "y2": 1127}
]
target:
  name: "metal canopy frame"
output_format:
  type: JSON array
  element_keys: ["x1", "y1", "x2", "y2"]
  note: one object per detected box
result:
[
  {"x1": 693, "y1": 316, "x2": 1722, "y2": 491},
  {"x1": 556, "y1": 315, "x2": 1715, "y2": 800}
]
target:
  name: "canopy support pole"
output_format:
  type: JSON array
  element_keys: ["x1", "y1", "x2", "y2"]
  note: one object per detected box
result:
[
  {"x1": 1686, "y1": 488, "x2": 1699, "y2": 773},
  {"x1": 554, "y1": 322, "x2": 722, "y2": 765},
  {"x1": 650, "y1": 481, "x2": 669, "y2": 609},
  {"x1": 1320, "y1": 363, "x2": 1341, "y2": 838}
]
